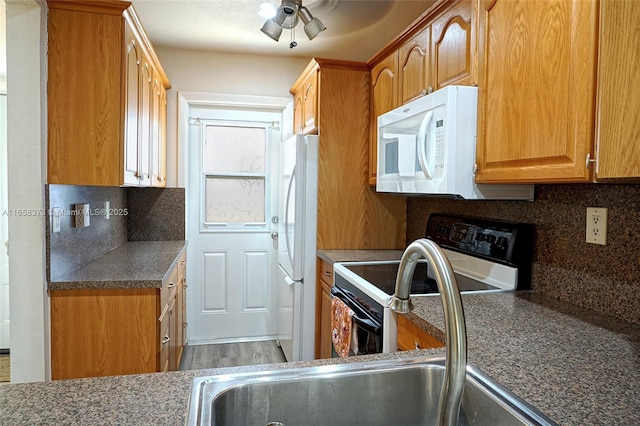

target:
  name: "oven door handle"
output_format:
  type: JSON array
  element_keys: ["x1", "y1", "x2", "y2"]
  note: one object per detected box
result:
[
  {"x1": 351, "y1": 312, "x2": 381, "y2": 335},
  {"x1": 331, "y1": 286, "x2": 382, "y2": 334}
]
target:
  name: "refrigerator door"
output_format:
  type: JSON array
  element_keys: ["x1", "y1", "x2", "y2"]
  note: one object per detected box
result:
[
  {"x1": 276, "y1": 264, "x2": 301, "y2": 362},
  {"x1": 278, "y1": 134, "x2": 306, "y2": 280},
  {"x1": 276, "y1": 133, "x2": 318, "y2": 361}
]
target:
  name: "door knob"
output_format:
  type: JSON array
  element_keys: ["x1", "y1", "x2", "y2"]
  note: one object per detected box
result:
[{"x1": 271, "y1": 232, "x2": 279, "y2": 240}]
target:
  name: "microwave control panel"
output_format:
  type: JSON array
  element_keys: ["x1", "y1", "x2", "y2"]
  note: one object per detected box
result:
[{"x1": 428, "y1": 106, "x2": 446, "y2": 179}]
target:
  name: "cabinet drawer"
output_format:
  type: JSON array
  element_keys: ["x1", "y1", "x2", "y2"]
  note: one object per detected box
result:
[
  {"x1": 159, "y1": 299, "x2": 173, "y2": 373},
  {"x1": 161, "y1": 264, "x2": 179, "y2": 310},
  {"x1": 397, "y1": 314, "x2": 444, "y2": 351},
  {"x1": 318, "y1": 259, "x2": 333, "y2": 286}
]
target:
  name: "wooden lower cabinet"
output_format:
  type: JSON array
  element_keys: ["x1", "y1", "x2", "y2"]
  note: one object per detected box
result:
[
  {"x1": 50, "y1": 252, "x2": 187, "y2": 380},
  {"x1": 316, "y1": 258, "x2": 334, "y2": 359},
  {"x1": 397, "y1": 314, "x2": 444, "y2": 351}
]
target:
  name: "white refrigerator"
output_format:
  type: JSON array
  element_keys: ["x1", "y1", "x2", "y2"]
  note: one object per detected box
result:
[{"x1": 276, "y1": 133, "x2": 318, "y2": 362}]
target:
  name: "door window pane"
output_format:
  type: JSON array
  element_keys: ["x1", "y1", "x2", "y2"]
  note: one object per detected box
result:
[
  {"x1": 202, "y1": 124, "x2": 268, "y2": 226},
  {"x1": 205, "y1": 177, "x2": 265, "y2": 223},
  {"x1": 203, "y1": 126, "x2": 266, "y2": 173}
]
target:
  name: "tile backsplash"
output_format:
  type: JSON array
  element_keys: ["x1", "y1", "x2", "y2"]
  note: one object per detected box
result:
[
  {"x1": 47, "y1": 184, "x2": 127, "y2": 281},
  {"x1": 47, "y1": 185, "x2": 185, "y2": 281},
  {"x1": 127, "y1": 187, "x2": 185, "y2": 241},
  {"x1": 407, "y1": 184, "x2": 640, "y2": 325}
]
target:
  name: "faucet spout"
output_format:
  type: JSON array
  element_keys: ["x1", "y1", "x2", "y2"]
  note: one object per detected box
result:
[{"x1": 390, "y1": 238, "x2": 467, "y2": 426}]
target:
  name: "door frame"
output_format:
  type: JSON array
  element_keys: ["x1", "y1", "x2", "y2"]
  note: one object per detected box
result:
[{"x1": 177, "y1": 92, "x2": 292, "y2": 344}]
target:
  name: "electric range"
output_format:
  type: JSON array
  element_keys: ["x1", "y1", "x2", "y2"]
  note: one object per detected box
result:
[{"x1": 332, "y1": 213, "x2": 534, "y2": 353}]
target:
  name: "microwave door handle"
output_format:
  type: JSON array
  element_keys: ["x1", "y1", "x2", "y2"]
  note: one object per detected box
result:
[
  {"x1": 284, "y1": 165, "x2": 296, "y2": 267},
  {"x1": 417, "y1": 110, "x2": 434, "y2": 179}
]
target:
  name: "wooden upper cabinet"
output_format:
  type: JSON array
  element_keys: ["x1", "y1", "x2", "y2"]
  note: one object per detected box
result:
[
  {"x1": 47, "y1": 0, "x2": 170, "y2": 187},
  {"x1": 398, "y1": 27, "x2": 431, "y2": 105},
  {"x1": 292, "y1": 58, "x2": 406, "y2": 252},
  {"x1": 292, "y1": 69, "x2": 318, "y2": 134},
  {"x1": 123, "y1": 25, "x2": 142, "y2": 186},
  {"x1": 594, "y1": 0, "x2": 640, "y2": 181},
  {"x1": 292, "y1": 92, "x2": 304, "y2": 134},
  {"x1": 303, "y1": 71, "x2": 318, "y2": 133},
  {"x1": 369, "y1": 52, "x2": 399, "y2": 185},
  {"x1": 367, "y1": 0, "x2": 478, "y2": 185},
  {"x1": 431, "y1": 0, "x2": 476, "y2": 89},
  {"x1": 475, "y1": 0, "x2": 598, "y2": 183}
]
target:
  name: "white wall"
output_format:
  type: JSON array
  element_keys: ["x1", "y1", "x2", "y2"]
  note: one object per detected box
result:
[
  {"x1": 6, "y1": 0, "x2": 48, "y2": 382},
  {"x1": 154, "y1": 47, "x2": 310, "y2": 187}
]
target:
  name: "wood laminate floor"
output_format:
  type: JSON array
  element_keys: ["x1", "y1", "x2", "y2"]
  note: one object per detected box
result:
[
  {"x1": 0, "y1": 355, "x2": 9, "y2": 383},
  {"x1": 179, "y1": 340, "x2": 287, "y2": 371}
]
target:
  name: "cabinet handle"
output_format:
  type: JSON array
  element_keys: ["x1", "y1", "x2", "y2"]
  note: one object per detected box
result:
[
  {"x1": 162, "y1": 335, "x2": 170, "y2": 344},
  {"x1": 427, "y1": 86, "x2": 433, "y2": 94},
  {"x1": 184, "y1": 322, "x2": 188, "y2": 327},
  {"x1": 415, "y1": 341, "x2": 420, "y2": 350},
  {"x1": 586, "y1": 153, "x2": 596, "y2": 169},
  {"x1": 324, "y1": 271, "x2": 332, "y2": 277},
  {"x1": 167, "y1": 282, "x2": 176, "y2": 288},
  {"x1": 181, "y1": 260, "x2": 186, "y2": 265}
]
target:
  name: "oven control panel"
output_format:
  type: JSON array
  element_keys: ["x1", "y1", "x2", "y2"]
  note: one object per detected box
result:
[{"x1": 425, "y1": 213, "x2": 534, "y2": 267}]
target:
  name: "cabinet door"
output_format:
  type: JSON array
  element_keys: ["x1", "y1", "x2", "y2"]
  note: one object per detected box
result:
[
  {"x1": 124, "y1": 24, "x2": 141, "y2": 186},
  {"x1": 159, "y1": 86, "x2": 168, "y2": 186},
  {"x1": 398, "y1": 26, "x2": 431, "y2": 104},
  {"x1": 316, "y1": 258, "x2": 334, "y2": 359},
  {"x1": 138, "y1": 55, "x2": 153, "y2": 187},
  {"x1": 475, "y1": 0, "x2": 598, "y2": 183},
  {"x1": 150, "y1": 75, "x2": 167, "y2": 187},
  {"x1": 431, "y1": 0, "x2": 475, "y2": 89},
  {"x1": 159, "y1": 300, "x2": 172, "y2": 373},
  {"x1": 293, "y1": 92, "x2": 304, "y2": 134},
  {"x1": 302, "y1": 71, "x2": 318, "y2": 134},
  {"x1": 320, "y1": 279, "x2": 333, "y2": 359},
  {"x1": 595, "y1": 0, "x2": 640, "y2": 180},
  {"x1": 397, "y1": 315, "x2": 444, "y2": 351},
  {"x1": 369, "y1": 52, "x2": 399, "y2": 185}
]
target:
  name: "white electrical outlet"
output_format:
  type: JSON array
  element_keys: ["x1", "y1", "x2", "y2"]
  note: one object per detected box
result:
[{"x1": 586, "y1": 207, "x2": 607, "y2": 245}]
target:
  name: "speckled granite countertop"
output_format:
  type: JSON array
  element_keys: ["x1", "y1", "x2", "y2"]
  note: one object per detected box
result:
[
  {"x1": 48, "y1": 241, "x2": 186, "y2": 290},
  {"x1": 407, "y1": 292, "x2": 640, "y2": 425},
  {"x1": 0, "y1": 350, "x2": 441, "y2": 425},
  {"x1": 1, "y1": 292, "x2": 639, "y2": 424},
  {"x1": 4, "y1": 249, "x2": 636, "y2": 424},
  {"x1": 317, "y1": 249, "x2": 403, "y2": 264}
]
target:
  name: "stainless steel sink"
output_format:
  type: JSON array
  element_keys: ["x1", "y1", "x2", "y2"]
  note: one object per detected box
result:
[{"x1": 187, "y1": 356, "x2": 556, "y2": 426}]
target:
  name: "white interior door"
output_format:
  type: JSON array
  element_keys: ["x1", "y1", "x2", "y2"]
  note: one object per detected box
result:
[{"x1": 186, "y1": 104, "x2": 282, "y2": 344}]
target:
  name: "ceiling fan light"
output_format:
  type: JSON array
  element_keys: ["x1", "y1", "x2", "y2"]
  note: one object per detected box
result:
[
  {"x1": 297, "y1": 5, "x2": 313, "y2": 24},
  {"x1": 278, "y1": 0, "x2": 299, "y2": 16},
  {"x1": 260, "y1": 19, "x2": 283, "y2": 41},
  {"x1": 303, "y1": 17, "x2": 326, "y2": 40}
]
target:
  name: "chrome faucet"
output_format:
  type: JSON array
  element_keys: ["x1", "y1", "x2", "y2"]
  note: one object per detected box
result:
[{"x1": 390, "y1": 238, "x2": 467, "y2": 426}]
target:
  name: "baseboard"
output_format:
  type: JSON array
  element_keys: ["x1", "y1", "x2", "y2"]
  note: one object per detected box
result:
[
  {"x1": 187, "y1": 335, "x2": 279, "y2": 346},
  {"x1": 0, "y1": 348, "x2": 9, "y2": 355}
]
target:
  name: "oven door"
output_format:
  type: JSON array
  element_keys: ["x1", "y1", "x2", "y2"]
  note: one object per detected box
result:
[{"x1": 330, "y1": 286, "x2": 383, "y2": 357}]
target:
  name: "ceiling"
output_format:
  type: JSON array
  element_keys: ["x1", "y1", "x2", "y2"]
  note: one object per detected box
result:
[{"x1": 131, "y1": 0, "x2": 436, "y2": 62}]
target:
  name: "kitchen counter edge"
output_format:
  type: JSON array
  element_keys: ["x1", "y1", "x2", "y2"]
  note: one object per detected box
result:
[{"x1": 48, "y1": 240, "x2": 187, "y2": 291}]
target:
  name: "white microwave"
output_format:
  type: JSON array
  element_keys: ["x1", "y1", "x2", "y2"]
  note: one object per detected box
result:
[{"x1": 376, "y1": 86, "x2": 533, "y2": 200}]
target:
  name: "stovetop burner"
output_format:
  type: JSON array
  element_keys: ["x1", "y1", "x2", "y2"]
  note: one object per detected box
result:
[{"x1": 343, "y1": 261, "x2": 499, "y2": 296}]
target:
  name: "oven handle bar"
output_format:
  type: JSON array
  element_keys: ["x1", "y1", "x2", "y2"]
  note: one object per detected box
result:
[{"x1": 331, "y1": 286, "x2": 382, "y2": 335}]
